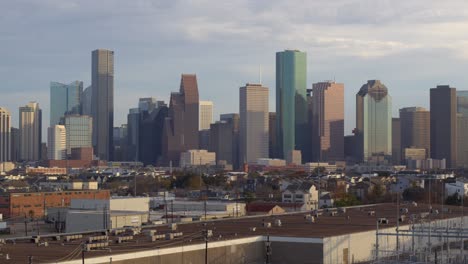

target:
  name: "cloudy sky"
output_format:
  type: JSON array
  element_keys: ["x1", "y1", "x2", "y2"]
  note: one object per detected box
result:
[{"x1": 1, "y1": 0, "x2": 468, "y2": 136}]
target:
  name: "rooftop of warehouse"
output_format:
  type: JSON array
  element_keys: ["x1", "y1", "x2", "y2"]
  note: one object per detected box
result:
[{"x1": 1, "y1": 203, "x2": 465, "y2": 263}]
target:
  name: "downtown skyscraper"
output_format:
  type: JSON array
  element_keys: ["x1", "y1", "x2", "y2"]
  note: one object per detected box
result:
[
  {"x1": 356, "y1": 80, "x2": 392, "y2": 164},
  {"x1": 239, "y1": 83, "x2": 269, "y2": 164},
  {"x1": 47, "y1": 125, "x2": 66, "y2": 160},
  {"x1": 0, "y1": 107, "x2": 11, "y2": 162},
  {"x1": 399, "y1": 107, "x2": 430, "y2": 161},
  {"x1": 91, "y1": 49, "x2": 114, "y2": 161},
  {"x1": 310, "y1": 81, "x2": 344, "y2": 162},
  {"x1": 430, "y1": 85, "x2": 457, "y2": 168},
  {"x1": 50, "y1": 81, "x2": 83, "y2": 126},
  {"x1": 162, "y1": 74, "x2": 199, "y2": 166},
  {"x1": 276, "y1": 50, "x2": 307, "y2": 160},
  {"x1": 199, "y1": 101, "x2": 214, "y2": 131},
  {"x1": 19, "y1": 102, "x2": 42, "y2": 161},
  {"x1": 457, "y1": 90, "x2": 468, "y2": 167}
]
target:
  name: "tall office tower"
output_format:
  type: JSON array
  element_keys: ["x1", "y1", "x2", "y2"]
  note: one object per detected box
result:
[
  {"x1": 127, "y1": 108, "x2": 140, "y2": 161},
  {"x1": 10, "y1": 127, "x2": 19, "y2": 162},
  {"x1": 220, "y1": 113, "x2": 240, "y2": 169},
  {"x1": 399, "y1": 107, "x2": 430, "y2": 160},
  {"x1": 139, "y1": 97, "x2": 159, "y2": 113},
  {"x1": 64, "y1": 115, "x2": 93, "y2": 156},
  {"x1": 163, "y1": 74, "x2": 199, "y2": 166},
  {"x1": 0, "y1": 107, "x2": 11, "y2": 162},
  {"x1": 430, "y1": 85, "x2": 457, "y2": 168},
  {"x1": 113, "y1": 125, "x2": 127, "y2": 161},
  {"x1": 356, "y1": 80, "x2": 392, "y2": 164},
  {"x1": 391, "y1": 118, "x2": 401, "y2": 165},
  {"x1": 47, "y1": 125, "x2": 66, "y2": 160},
  {"x1": 199, "y1": 101, "x2": 214, "y2": 130},
  {"x1": 311, "y1": 81, "x2": 344, "y2": 162},
  {"x1": 19, "y1": 102, "x2": 42, "y2": 161},
  {"x1": 276, "y1": 50, "x2": 307, "y2": 159},
  {"x1": 81, "y1": 86, "x2": 92, "y2": 116},
  {"x1": 457, "y1": 91, "x2": 468, "y2": 167},
  {"x1": 268, "y1": 112, "x2": 277, "y2": 158},
  {"x1": 239, "y1": 83, "x2": 269, "y2": 164},
  {"x1": 140, "y1": 106, "x2": 168, "y2": 166},
  {"x1": 198, "y1": 130, "x2": 210, "y2": 150},
  {"x1": 91, "y1": 49, "x2": 114, "y2": 161},
  {"x1": 50, "y1": 81, "x2": 83, "y2": 126},
  {"x1": 41, "y1": 143, "x2": 48, "y2": 161},
  {"x1": 209, "y1": 121, "x2": 233, "y2": 166}
]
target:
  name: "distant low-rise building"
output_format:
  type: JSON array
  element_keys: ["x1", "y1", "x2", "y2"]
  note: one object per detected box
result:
[
  {"x1": 256, "y1": 158, "x2": 286, "y2": 167},
  {"x1": 282, "y1": 182, "x2": 318, "y2": 210},
  {"x1": 180, "y1": 149, "x2": 216, "y2": 167},
  {"x1": 0, "y1": 189, "x2": 110, "y2": 218},
  {"x1": 303, "y1": 162, "x2": 337, "y2": 173},
  {"x1": 445, "y1": 179, "x2": 468, "y2": 198},
  {"x1": 26, "y1": 167, "x2": 67, "y2": 175}
]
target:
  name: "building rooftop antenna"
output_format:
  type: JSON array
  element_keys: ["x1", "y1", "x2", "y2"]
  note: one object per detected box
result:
[{"x1": 259, "y1": 65, "x2": 262, "y2": 84}]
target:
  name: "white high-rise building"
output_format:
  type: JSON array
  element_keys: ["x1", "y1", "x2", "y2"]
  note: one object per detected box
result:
[
  {"x1": 19, "y1": 102, "x2": 42, "y2": 161},
  {"x1": 239, "y1": 83, "x2": 269, "y2": 164},
  {"x1": 199, "y1": 101, "x2": 213, "y2": 130},
  {"x1": 0, "y1": 107, "x2": 11, "y2": 162},
  {"x1": 48, "y1": 125, "x2": 66, "y2": 160}
]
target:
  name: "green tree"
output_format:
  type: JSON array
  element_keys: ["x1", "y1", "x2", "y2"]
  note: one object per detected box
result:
[{"x1": 335, "y1": 194, "x2": 361, "y2": 207}]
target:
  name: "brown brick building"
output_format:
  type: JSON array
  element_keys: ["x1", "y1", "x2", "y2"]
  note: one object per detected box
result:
[{"x1": 0, "y1": 189, "x2": 110, "y2": 218}]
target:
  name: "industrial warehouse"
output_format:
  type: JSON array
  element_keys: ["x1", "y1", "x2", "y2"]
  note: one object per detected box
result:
[{"x1": 0, "y1": 203, "x2": 467, "y2": 264}]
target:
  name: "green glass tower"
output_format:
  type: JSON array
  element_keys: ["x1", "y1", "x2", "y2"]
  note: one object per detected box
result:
[
  {"x1": 276, "y1": 50, "x2": 307, "y2": 161},
  {"x1": 50, "y1": 81, "x2": 83, "y2": 126},
  {"x1": 356, "y1": 80, "x2": 392, "y2": 164}
]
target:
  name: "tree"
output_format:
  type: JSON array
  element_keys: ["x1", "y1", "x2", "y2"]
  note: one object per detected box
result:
[
  {"x1": 446, "y1": 193, "x2": 461, "y2": 206},
  {"x1": 335, "y1": 194, "x2": 361, "y2": 207},
  {"x1": 402, "y1": 186, "x2": 425, "y2": 202}
]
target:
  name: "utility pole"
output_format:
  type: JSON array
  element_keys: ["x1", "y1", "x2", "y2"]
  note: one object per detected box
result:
[
  {"x1": 164, "y1": 191, "x2": 168, "y2": 224},
  {"x1": 28, "y1": 255, "x2": 33, "y2": 264},
  {"x1": 24, "y1": 217, "x2": 28, "y2": 236},
  {"x1": 171, "y1": 200, "x2": 174, "y2": 224},
  {"x1": 265, "y1": 234, "x2": 272, "y2": 264},
  {"x1": 82, "y1": 243, "x2": 85, "y2": 264},
  {"x1": 204, "y1": 224, "x2": 208, "y2": 264},
  {"x1": 134, "y1": 172, "x2": 137, "y2": 197}
]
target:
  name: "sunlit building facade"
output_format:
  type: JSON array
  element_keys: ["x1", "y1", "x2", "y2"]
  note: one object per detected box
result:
[{"x1": 356, "y1": 80, "x2": 392, "y2": 164}]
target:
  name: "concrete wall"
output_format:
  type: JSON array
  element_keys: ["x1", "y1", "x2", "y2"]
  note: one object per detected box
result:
[
  {"x1": 110, "y1": 213, "x2": 148, "y2": 229},
  {"x1": 71, "y1": 197, "x2": 150, "y2": 212},
  {"x1": 58, "y1": 236, "x2": 325, "y2": 264},
  {"x1": 110, "y1": 197, "x2": 150, "y2": 212},
  {"x1": 323, "y1": 216, "x2": 468, "y2": 264},
  {"x1": 65, "y1": 210, "x2": 110, "y2": 233}
]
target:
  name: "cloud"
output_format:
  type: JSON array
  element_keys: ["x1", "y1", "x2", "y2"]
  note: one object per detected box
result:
[{"x1": 1, "y1": 0, "x2": 468, "y2": 136}]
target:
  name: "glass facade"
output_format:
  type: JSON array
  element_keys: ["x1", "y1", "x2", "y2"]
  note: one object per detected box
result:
[
  {"x1": 64, "y1": 115, "x2": 92, "y2": 155},
  {"x1": 276, "y1": 50, "x2": 307, "y2": 159},
  {"x1": 356, "y1": 80, "x2": 392, "y2": 164},
  {"x1": 50, "y1": 81, "x2": 83, "y2": 126},
  {"x1": 458, "y1": 91, "x2": 468, "y2": 116},
  {"x1": 457, "y1": 91, "x2": 468, "y2": 167}
]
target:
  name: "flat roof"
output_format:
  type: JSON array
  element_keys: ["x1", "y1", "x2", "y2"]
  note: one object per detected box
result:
[{"x1": 1, "y1": 203, "x2": 465, "y2": 263}]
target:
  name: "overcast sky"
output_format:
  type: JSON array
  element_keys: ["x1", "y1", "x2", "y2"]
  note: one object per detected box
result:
[{"x1": 1, "y1": 0, "x2": 468, "y2": 136}]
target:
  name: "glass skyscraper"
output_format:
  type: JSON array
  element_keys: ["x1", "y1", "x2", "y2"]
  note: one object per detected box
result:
[
  {"x1": 50, "y1": 81, "x2": 83, "y2": 126},
  {"x1": 356, "y1": 80, "x2": 392, "y2": 164},
  {"x1": 457, "y1": 91, "x2": 468, "y2": 167},
  {"x1": 64, "y1": 115, "x2": 93, "y2": 156},
  {"x1": 91, "y1": 49, "x2": 114, "y2": 161},
  {"x1": 276, "y1": 50, "x2": 307, "y2": 160}
]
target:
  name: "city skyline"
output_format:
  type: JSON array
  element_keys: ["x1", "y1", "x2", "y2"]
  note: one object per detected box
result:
[{"x1": 2, "y1": 1, "x2": 468, "y2": 136}]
